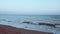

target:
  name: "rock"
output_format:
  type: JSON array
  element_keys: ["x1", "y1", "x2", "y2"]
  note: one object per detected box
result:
[
  {"x1": 22, "y1": 21, "x2": 32, "y2": 24},
  {"x1": 38, "y1": 23, "x2": 56, "y2": 27}
]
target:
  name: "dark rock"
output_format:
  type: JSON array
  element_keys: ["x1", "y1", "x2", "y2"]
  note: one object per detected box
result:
[
  {"x1": 38, "y1": 23, "x2": 47, "y2": 25},
  {"x1": 46, "y1": 24, "x2": 55, "y2": 27},
  {"x1": 23, "y1": 21, "x2": 32, "y2": 24},
  {"x1": 38, "y1": 23, "x2": 56, "y2": 27}
]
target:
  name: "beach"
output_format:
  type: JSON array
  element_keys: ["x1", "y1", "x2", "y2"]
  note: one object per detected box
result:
[
  {"x1": 0, "y1": 24, "x2": 53, "y2": 34},
  {"x1": 0, "y1": 15, "x2": 60, "y2": 34}
]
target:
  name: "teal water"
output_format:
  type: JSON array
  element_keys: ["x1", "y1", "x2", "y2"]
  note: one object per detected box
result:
[
  {"x1": 0, "y1": 15, "x2": 60, "y2": 34},
  {"x1": 0, "y1": 15, "x2": 60, "y2": 24}
]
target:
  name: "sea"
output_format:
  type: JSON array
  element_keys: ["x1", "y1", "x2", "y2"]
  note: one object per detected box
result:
[{"x1": 0, "y1": 14, "x2": 60, "y2": 34}]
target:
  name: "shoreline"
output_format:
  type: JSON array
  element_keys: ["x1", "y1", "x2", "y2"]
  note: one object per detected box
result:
[{"x1": 0, "y1": 24, "x2": 53, "y2": 34}]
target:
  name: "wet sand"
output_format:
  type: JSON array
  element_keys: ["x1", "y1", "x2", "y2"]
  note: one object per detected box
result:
[{"x1": 0, "y1": 24, "x2": 53, "y2": 34}]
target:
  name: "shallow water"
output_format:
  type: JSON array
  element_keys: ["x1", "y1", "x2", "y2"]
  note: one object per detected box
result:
[{"x1": 0, "y1": 15, "x2": 60, "y2": 34}]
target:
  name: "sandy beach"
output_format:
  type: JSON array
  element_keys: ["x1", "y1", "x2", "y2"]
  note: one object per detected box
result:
[{"x1": 0, "y1": 24, "x2": 53, "y2": 34}]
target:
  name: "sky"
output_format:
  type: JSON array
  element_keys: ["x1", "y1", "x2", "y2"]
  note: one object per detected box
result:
[{"x1": 0, "y1": 0, "x2": 60, "y2": 15}]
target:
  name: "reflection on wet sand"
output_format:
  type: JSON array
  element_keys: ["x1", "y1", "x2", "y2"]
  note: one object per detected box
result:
[{"x1": 0, "y1": 24, "x2": 53, "y2": 34}]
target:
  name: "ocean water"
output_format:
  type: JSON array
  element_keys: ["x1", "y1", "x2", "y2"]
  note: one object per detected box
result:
[{"x1": 0, "y1": 15, "x2": 60, "y2": 34}]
